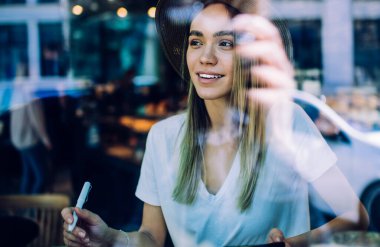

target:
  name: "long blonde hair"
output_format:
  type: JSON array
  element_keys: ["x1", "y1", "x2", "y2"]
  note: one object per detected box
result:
[{"x1": 172, "y1": 2, "x2": 267, "y2": 212}]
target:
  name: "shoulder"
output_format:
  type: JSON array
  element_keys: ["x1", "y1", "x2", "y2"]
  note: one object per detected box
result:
[
  {"x1": 267, "y1": 100, "x2": 305, "y2": 118},
  {"x1": 265, "y1": 100, "x2": 326, "y2": 154},
  {"x1": 148, "y1": 112, "x2": 186, "y2": 143},
  {"x1": 266, "y1": 100, "x2": 314, "y2": 128},
  {"x1": 153, "y1": 112, "x2": 186, "y2": 129},
  {"x1": 151, "y1": 112, "x2": 186, "y2": 133}
]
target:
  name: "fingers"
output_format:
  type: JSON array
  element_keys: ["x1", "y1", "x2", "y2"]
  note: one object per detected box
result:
[
  {"x1": 63, "y1": 239, "x2": 83, "y2": 247},
  {"x1": 62, "y1": 207, "x2": 100, "y2": 227},
  {"x1": 233, "y1": 14, "x2": 295, "y2": 109},
  {"x1": 248, "y1": 89, "x2": 290, "y2": 108},
  {"x1": 74, "y1": 208, "x2": 101, "y2": 225},
  {"x1": 233, "y1": 14, "x2": 287, "y2": 68},
  {"x1": 61, "y1": 207, "x2": 74, "y2": 225},
  {"x1": 63, "y1": 222, "x2": 90, "y2": 246},
  {"x1": 251, "y1": 65, "x2": 295, "y2": 90},
  {"x1": 61, "y1": 207, "x2": 103, "y2": 247},
  {"x1": 233, "y1": 14, "x2": 283, "y2": 46},
  {"x1": 238, "y1": 41, "x2": 293, "y2": 76},
  {"x1": 267, "y1": 228, "x2": 285, "y2": 243},
  {"x1": 248, "y1": 66, "x2": 295, "y2": 109},
  {"x1": 232, "y1": 14, "x2": 294, "y2": 80}
]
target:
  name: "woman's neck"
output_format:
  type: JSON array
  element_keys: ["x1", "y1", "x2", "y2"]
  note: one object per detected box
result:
[
  {"x1": 204, "y1": 99, "x2": 240, "y2": 146},
  {"x1": 204, "y1": 99, "x2": 231, "y2": 130}
]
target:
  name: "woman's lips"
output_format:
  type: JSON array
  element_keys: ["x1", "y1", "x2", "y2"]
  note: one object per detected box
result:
[{"x1": 196, "y1": 73, "x2": 224, "y2": 83}]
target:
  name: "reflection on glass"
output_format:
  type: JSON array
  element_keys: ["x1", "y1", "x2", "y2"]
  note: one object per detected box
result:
[
  {"x1": 287, "y1": 20, "x2": 322, "y2": 70},
  {"x1": 39, "y1": 22, "x2": 68, "y2": 77},
  {"x1": 354, "y1": 19, "x2": 380, "y2": 87},
  {"x1": 310, "y1": 231, "x2": 380, "y2": 247},
  {"x1": 37, "y1": 0, "x2": 59, "y2": 3},
  {"x1": 0, "y1": 0, "x2": 25, "y2": 5},
  {"x1": 0, "y1": 24, "x2": 28, "y2": 80}
]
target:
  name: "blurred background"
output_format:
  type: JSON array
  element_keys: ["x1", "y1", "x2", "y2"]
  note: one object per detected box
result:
[{"x1": 0, "y1": 0, "x2": 379, "y2": 246}]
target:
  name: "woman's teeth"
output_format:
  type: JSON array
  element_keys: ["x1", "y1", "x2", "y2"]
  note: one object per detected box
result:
[{"x1": 199, "y1": 74, "x2": 223, "y2": 79}]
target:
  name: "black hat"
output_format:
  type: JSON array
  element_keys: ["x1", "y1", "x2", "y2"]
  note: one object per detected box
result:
[{"x1": 155, "y1": 0, "x2": 293, "y2": 81}]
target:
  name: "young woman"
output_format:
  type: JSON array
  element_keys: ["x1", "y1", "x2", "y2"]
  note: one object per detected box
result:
[{"x1": 61, "y1": 1, "x2": 368, "y2": 246}]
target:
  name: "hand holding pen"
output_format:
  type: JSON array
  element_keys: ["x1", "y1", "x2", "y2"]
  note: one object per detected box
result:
[
  {"x1": 61, "y1": 182, "x2": 111, "y2": 247},
  {"x1": 68, "y1": 181, "x2": 92, "y2": 232}
]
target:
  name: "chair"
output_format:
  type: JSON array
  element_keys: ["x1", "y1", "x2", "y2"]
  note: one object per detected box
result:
[
  {"x1": 0, "y1": 215, "x2": 39, "y2": 247},
  {"x1": 0, "y1": 194, "x2": 70, "y2": 247}
]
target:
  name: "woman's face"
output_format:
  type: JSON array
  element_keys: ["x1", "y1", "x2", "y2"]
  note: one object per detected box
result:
[{"x1": 186, "y1": 3, "x2": 235, "y2": 102}]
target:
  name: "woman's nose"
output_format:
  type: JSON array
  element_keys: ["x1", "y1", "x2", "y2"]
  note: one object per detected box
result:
[{"x1": 200, "y1": 45, "x2": 217, "y2": 65}]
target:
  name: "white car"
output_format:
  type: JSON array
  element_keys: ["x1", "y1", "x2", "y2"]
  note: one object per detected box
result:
[{"x1": 292, "y1": 90, "x2": 380, "y2": 231}]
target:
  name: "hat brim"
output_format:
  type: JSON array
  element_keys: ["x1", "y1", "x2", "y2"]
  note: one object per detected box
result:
[{"x1": 156, "y1": 0, "x2": 293, "y2": 81}]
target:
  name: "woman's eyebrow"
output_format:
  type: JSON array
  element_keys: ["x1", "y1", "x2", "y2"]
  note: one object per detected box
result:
[
  {"x1": 189, "y1": 30, "x2": 203, "y2": 37},
  {"x1": 213, "y1": 30, "x2": 234, "y2": 37},
  {"x1": 188, "y1": 30, "x2": 234, "y2": 37}
]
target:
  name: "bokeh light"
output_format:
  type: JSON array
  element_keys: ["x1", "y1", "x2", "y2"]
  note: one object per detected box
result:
[
  {"x1": 147, "y1": 7, "x2": 156, "y2": 18},
  {"x1": 117, "y1": 7, "x2": 128, "y2": 18},
  {"x1": 72, "y1": 5, "x2": 84, "y2": 16}
]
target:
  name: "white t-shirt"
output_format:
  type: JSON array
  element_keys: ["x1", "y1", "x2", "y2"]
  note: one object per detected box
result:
[{"x1": 136, "y1": 102, "x2": 337, "y2": 247}]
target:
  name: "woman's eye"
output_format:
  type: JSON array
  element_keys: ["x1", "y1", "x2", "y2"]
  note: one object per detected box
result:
[
  {"x1": 190, "y1": 40, "x2": 202, "y2": 47},
  {"x1": 219, "y1": 40, "x2": 234, "y2": 49}
]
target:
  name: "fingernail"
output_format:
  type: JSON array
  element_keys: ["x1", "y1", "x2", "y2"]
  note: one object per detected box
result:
[
  {"x1": 276, "y1": 237, "x2": 282, "y2": 242},
  {"x1": 68, "y1": 218, "x2": 72, "y2": 224},
  {"x1": 79, "y1": 231, "x2": 85, "y2": 238},
  {"x1": 84, "y1": 237, "x2": 90, "y2": 243}
]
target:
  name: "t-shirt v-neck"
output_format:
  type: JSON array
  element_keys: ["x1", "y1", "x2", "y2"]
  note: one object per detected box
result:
[
  {"x1": 136, "y1": 108, "x2": 337, "y2": 246},
  {"x1": 198, "y1": 150, "x2": 240, "y2": 202}
]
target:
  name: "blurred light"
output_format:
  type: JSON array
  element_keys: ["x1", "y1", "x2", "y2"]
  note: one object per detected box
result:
[
  {"x1": 72, "y1": 5, "x2": 84, "y2": 16},
  {"x1": 90, "y1": 2, "x2": 99, "y2": 11},
  {"x1": 147, "y1": 7, "x2": 156, "y2": 18},
  {"x1": 117, "y1": 7, "x2": 128, "y2": 18}
]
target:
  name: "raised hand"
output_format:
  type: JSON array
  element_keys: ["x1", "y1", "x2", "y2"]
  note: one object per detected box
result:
[
  {"x1": 61, "y1": 207, "x2": 111, "y2": 247},
  {"x1": 232, "y1": 14, "x2": 296, "y2": 107}
]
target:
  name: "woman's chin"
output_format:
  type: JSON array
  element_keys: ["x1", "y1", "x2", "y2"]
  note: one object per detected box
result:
[{"x1": 196, "y1": 92, "x2": 229, "y2": 101}]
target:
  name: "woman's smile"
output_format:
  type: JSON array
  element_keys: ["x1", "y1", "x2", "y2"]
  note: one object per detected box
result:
[
  {"x1": 197, "y1": 72, "x2": 225, "y2": 83},
  {"x1": 186, "y1": 3, "x2": 234, "y2": 101}
]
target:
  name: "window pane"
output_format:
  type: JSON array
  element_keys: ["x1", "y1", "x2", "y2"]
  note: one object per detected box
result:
[
  {"x1": 0, "y1": 0, "x2": 26, "y2": 5},
  {"x1": 354, "y1": 19, "x2": 380, "y2": 87},
  {"x1": 286, "y1": 19, "x2": 322, "y2": 69},
  {"x1": 37, "y1": 0, "x2": 59, "y2": 3},
  {"x1": 39, "y1": 22, "x2": 68, "y2": 77},
  {"x1": 70, "y1": 17, "x2": 146, "y2": 83},
  {"x1": 0, "y1": 24, "x2": 28, "y2": 80}
]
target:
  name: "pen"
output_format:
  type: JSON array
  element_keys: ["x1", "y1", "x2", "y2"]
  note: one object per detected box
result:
[{"x1": 68, "y1": 181, "x2": 92, "y2": 232}]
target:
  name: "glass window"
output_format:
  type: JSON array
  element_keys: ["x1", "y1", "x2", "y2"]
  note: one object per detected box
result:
[
  {"x1": 39, "y1": 22, "x2": 68, "y2": 77},
  {"x1": 70, "y1": 20, "x2": 102, "y2": 81},
  {"x1": 285, "y1": 20, "x2": 322, "y2": 89},
  {"x1": 70, "y1": 17, "x2": 146, "y2": 83},
  {"x1": 0, "y1": 24, "x2": 28, "y2": 80},
  {"x1": 354, "y1": 19, "x2": 380, "y2": 87},
  {"x1": 37, "y1": 0, "x2": 59, "y2": 3},
  {"x1": 286, "y1": 19, "x2": 322, "y2": 70},
  {"x1": 0, "y1": 0, "x2": 26, "y2": 5}
]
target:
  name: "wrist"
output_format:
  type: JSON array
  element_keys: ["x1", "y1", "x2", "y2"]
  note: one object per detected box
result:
[
  {"x1": 103, "y1": 227, "x2": 122, "y2": 247},
  {"x1": 117, "y1": 230, "x2": 130, "y2": 247},
  {"x1": 104, "y1": 228, "x2": 130, "y2": 247}
]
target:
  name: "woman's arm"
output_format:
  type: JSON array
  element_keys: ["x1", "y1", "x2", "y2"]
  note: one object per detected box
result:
[
  {"x1": 286, "y1": 166, "x2": 369, "y2": 247},
  {"x1": 120, "y1": 203, "x2": 167, "y2": 247},
  {"x1": 62, "y1": 203, "x2": 167, "y2": 247}
]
